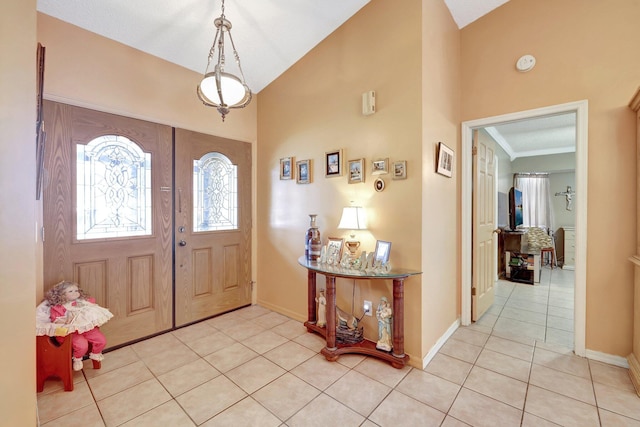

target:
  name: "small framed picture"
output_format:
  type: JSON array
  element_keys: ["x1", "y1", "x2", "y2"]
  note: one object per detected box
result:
[
  {"x1": 296, "y1": 159, "x2": 311, "y2": 184},
  {"x1": 371, "y1": 158, "x2": 389, "y2": 175},
  {"x1": 374, "y1": 178, "x2": 385, "y2": 192},
  {"x1": 326, "y1": 237, "x2": 344, "y2": 262},
  {"x1": 348, "y1": 158, "x2": 365, "y2": 184},
  {"x1": 436, "y1": 142, "x2": 454, "y2": 177},
  {"x1": 374, "y1": 240, "x2": 391, "y2": 264},
  {"x1": 325, "y1": 149, "x2": 343, "y2": 177},
  {"x1": 280, "y1": 157, "x2": 294, "y2": 180},
  {"x1": 392, "y1": 160, "x2": 407, "y2": 180}
]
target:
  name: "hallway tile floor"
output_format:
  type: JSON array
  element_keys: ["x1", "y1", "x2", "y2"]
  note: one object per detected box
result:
[{"x1": 37, "y1": 268, "x2": 640, "y2": 426}]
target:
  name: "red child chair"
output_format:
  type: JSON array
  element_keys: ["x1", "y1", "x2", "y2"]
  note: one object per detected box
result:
[{"x1": 36, "y1": 335, "x2": 101, "y2": 392}]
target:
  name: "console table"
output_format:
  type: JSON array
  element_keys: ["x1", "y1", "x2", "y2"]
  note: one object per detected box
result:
[{"x1": 298, "y1": 256, "x2": 421, "y2": 368}]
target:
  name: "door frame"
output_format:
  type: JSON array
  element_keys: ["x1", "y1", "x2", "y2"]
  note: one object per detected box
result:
[{"x1": 460, "y1": 100, "x2": 588, "y2": 357}]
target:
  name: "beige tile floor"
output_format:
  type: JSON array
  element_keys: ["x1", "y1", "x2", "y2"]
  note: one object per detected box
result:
[{"x1": 37, "y1": 267, "x2": 640, "y2": 426}]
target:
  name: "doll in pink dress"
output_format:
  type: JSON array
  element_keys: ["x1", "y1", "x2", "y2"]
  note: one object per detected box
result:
[{"x1": 46, "y1": 281, "x2": 113, "y2": 371}]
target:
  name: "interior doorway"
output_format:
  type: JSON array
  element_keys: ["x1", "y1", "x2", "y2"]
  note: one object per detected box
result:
[{"x1": 461, "y1": 100, "x2": 588, "y2": 357}]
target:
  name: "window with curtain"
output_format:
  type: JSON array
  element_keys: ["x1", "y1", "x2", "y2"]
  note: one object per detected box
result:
[{"x1": 514, "y1": 173, "x2": 555, "y2": 231}]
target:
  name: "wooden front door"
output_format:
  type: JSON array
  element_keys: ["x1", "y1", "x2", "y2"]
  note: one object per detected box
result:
[
  {"x1": 174, "y1": 129, "x2": 252, "y2": 327},
  {"x1": 472, "y1": 129, "x2": 497, "y2": 321},
  {"x1": 43, "y1": 102, "x2": 173, "y2": 347},
  {"x1": 43, "y1": 102, "x2": 252, "y2": 347}
]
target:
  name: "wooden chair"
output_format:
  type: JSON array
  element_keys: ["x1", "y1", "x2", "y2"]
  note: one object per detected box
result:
[{"x1": 36, "y1": 335, "x2": 101, "y2": 392}]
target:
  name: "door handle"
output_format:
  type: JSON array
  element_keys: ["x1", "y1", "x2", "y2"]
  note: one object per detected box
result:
[
  {"x1": 493, "y1": 229, "x2": 501, "y2": 234},
  {"x1": 179, "y1": 240, "x2": 187, "y2": 247}
]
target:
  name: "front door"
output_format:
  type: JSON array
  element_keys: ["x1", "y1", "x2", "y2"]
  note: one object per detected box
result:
[
  {"x1": 174, "y1": 129, "x2": 252, "y2": 326},
  {"x1": 43, "y1": 102, "x2": 251, "y2": 347},
  {"x1": 472, "y1": 129, "x2": 497, "y2": 321}
]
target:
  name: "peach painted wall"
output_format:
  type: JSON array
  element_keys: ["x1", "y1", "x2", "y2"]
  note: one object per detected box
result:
[
  {"x1": 37, "y1": 13, "x2": 257, "y2": 143},
  {"x1": 460, "y1": 0, "x2": 639, "y2": 356},
  {"x1": 257, "y1": 0, "x2": 461, "y2": 364},
  {"x1": 420, "y1": 0, "x2": 461, "y2": 357},
  {"x1": 1, "y1": 1, "x2": 38, "y2": 425}
]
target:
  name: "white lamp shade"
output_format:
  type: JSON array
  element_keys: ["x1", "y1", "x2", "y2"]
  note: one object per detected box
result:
[
  {"x1": 198, "y1": 71, "x2": 250, "y2": 107},
  {"x1": 337, "y1": 207, "x2": 367, "y2": 230}
]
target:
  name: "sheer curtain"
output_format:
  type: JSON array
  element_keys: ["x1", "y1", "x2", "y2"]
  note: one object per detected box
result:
[{"x1": 514, "y1": 173, "x2": 555, "y2": 231}]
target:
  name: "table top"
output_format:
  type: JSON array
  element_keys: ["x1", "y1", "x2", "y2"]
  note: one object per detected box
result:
[{"x1": 298, "y1": 256, "x2": 421, "y2": 280}]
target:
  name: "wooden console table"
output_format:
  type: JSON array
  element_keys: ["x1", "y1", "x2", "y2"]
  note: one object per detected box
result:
[{"x1": 298, "y1": 256, "x2": 421, "y2": 368}]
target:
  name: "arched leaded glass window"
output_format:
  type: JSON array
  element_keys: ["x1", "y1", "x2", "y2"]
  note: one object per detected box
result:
[
  {"x1": 76, "y1": 135, "x2": 152, "y2": 240},
  {"x1": 193, "y1": 152, "x2": 238, "y2": 232}
]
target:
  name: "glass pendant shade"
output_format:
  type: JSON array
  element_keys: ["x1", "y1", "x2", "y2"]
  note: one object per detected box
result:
[{"x1": 198, "y1": 70, "x2": 250, "y2": 107}]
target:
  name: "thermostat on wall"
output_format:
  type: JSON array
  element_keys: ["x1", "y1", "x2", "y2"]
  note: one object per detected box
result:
[{"x1": 516, "y1": 54, "x2": 536, "y2": 72}]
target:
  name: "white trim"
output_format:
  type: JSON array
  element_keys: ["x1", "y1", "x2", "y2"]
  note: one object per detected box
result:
[
  {"x1": 461, "y1": 100, "x2": 588, "y2": 358},
  {"x1": 422, "y1": 318, "x2": 460, "y2": 369},
  {"x1": 586, "y1": 349, "x2": 629, "y2": 369}
]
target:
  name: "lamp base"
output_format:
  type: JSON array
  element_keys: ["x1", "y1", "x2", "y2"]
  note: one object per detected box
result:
[{"x1": 345, "y1": 240, "x2": 360, "y2": 258}]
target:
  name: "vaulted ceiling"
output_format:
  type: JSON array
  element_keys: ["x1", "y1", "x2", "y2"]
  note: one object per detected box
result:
[{"x1": 37, "y1": 0, "x2": 574, "y2": 158}]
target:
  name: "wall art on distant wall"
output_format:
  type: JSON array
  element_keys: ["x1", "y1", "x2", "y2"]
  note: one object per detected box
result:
[
  {"x1": 348, "y1": 158, "x2": 365, "y2": 184},
  {"x1": 392, "y1": 160, "x2": 407, "y2": 180},
  {"x1": 280, "y1": 157, "x2": 294, "y2": 180},
  {"x1": 371, "y1": 158, "x2": 389, "y2": 175},
  {"x1": 374, "y1": 178, "x2": 385, "y2": 192},
  {"x1": 296, "y1": 159, "x2": 311, "y2": 184},
  {"x1": 325, "y1": 149, "x2": 343, "y2": 177},
  {"x1": 436, "y1": 142, "x2": 454, "y2": 177}
]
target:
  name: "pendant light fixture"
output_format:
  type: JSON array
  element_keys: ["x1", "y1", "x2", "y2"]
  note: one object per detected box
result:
[{"x1": 197, "y1": 0, "x2": 252, "y2": 121}]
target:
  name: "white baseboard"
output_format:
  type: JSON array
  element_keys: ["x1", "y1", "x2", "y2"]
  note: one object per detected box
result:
[
  {"x1": 585, "y1": 349, "x2": 629, "y2": 368},
  {"x1": 422, "y1": 318, "x2": 460, "y2": 369}
]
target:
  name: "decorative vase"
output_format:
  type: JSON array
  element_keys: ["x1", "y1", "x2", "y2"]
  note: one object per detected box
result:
[{"x1": 305, "y1": 214, "x2": 321, "y2": 261}]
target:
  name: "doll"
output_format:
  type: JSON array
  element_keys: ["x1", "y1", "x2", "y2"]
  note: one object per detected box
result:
[{"x1": 45, "y1": 281, "x2": 113, "y2": 371}]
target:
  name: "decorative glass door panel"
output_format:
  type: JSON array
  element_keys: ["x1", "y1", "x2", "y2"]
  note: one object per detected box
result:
[
  {"x1": 76, "y1": 135, "x2": 152, "y2": 240},
  {"x1": 175, "y1": 129, "x2": 251, "y2": 327}
]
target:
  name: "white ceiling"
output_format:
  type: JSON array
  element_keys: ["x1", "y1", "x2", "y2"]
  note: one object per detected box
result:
[
  {"x1": 36, "y1": 0, "x2": 509, "y2": 94},
  {"x1": 37, "y1": 0, "x2": 572, "y2": 158},
  {"x1": 486, "y1": 113, "x2": 577, "y2": 160}
]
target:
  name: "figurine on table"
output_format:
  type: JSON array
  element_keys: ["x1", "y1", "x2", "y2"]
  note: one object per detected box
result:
[{"x1": 376, "y1": 296, "x2": 392, "y2": 351}]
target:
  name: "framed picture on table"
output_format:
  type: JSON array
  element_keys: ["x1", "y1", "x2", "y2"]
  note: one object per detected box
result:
[
  {"x1": 374, "y1": 240, "x2": 391, "y2": 264},
  {"x1": 326, "y1": 237, "x2": 344, "y2": 262}
]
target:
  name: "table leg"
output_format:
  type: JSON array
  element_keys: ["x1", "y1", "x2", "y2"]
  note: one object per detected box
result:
[
  {"x1": 307, "y1": 270, "x2": 317, "y2": 324},
  {"x1": 325, "y1": 276, "x2": 337, "y2": 351},
  {"x1": 392, "y1": 278, "x2": 405, "y2": 359}
]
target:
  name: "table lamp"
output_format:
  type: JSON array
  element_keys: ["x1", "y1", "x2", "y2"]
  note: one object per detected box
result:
[{"x1": 337, "y1": 206, "x2": 367, "y2": 258}]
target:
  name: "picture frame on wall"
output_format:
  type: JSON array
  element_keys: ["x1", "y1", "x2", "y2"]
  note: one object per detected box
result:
[
  {"x1": 436, "y1": 142, "x2": 454, "y2": 177},
  {"x1": 392, "y1": 160, "x2": 407, "y2": 180},
  {"x1": 280, "y1": 157, "x2": 294, "y2": 180},
  {"x1": 371, "y1": 158, "x2": 389, "y2": 175},
  {"x1": 347, "y1": 158, "x2": 365, "y2": 184},
  {"x1": 296, "y1": 159, "x2": 311, "y2": 184},
  {"x1": 36, "y1": 43, "x2": 46, "y2": 200},
  {"x1": 325, "y1": 149, "x2": 343, "y2": 177}
]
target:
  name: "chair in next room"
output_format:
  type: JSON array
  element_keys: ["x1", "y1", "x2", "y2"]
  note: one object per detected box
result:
[{"x1": 526, "y1": 227, "x2": 556, "y2": 268}]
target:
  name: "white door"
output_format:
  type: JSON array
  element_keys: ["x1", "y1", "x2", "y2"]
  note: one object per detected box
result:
[{"x1": 472, "y1": 130, "x2": 498, "y2": 321}]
